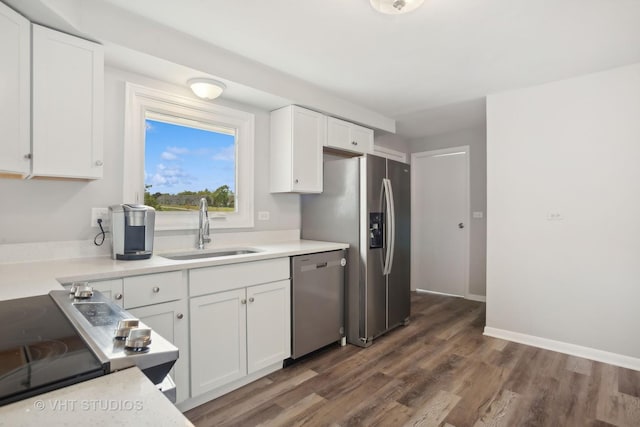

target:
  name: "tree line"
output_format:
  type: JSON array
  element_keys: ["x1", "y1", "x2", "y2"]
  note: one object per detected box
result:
[{"x1": 144, "y1": 184, "x2": 234, "y2": 211}]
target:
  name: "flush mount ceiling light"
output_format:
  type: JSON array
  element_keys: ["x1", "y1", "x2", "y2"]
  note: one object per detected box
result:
[
  {"x1": 370, "y1": 0, "x2": 425, "y2": 14},
  {"x1": 188, "y1": 78, "x2": 226, "y2": 100}
]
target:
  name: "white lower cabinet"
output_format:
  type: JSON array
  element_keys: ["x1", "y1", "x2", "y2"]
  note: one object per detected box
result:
[
  {"x1": 189, "y1": 280, "x2": 290, "y2": 398},
  {"x1": 188, "y1": 257, "x2": 291, "y2": 399},
  {"x1": 189, "y1": 288, "x2": 247, "y2": 396},
  {"x1": 246, "y1": 281, "x2": 291, "y2": 373},
  {"x1": 124, "y1": 271, "x2": 189, "y2": 404},
  {"x1": 129, "y1": 299, "x2": 190, "y2": 404}
]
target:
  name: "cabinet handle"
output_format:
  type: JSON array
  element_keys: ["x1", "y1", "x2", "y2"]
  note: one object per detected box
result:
[
  {"x1": 177, "y1": 313, "x2": 184, "y2": 320},
  {"x1": 24, "y1": 153, "x2": 32, "y2": 159},
  {"x1": 249, "y1": 297, "x2": 255, "y2": 303},
  {"x1": 351, "y1": 141, "x2": 358, "y2": 145},
  {"x1": 241, "y1": 298, "x2": 247, "y2": 304},
  {"x1": 152, "y1": 287, "x2": 160, "y2": 293},
  {"x1": 95, "y1": 160, "x2": 103, "y2": 166},
  {"x1": 114, "y1": 293, "x2": 123, "y2": 300}
]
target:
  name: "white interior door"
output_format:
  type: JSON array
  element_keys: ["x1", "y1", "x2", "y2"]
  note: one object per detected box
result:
[{"x1": 412, "y1": 146, "x2": 469, "y2": 296}]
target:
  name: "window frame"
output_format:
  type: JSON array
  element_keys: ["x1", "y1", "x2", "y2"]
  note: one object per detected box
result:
[{"x1": 123, "y1": 82, "x2": 255, "y2": 230}]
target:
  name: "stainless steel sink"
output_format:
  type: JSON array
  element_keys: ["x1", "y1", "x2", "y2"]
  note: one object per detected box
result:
[{"x1": 160, "y1": 248, "x2": 260, "y2": 261}]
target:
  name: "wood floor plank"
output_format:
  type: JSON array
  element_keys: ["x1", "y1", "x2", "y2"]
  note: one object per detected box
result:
[
  {"x1": 184, "y1": 292, "x2": 640, "y2": 427},
  {"x1": 257, "y1": 393, "x2": 326, "y2": 427},
  {"x1": 404, "y1": 389, "x2": 461, "y2": 427},
  {"x1": 472, "y1": 389, "x2": 520, "y2": 427},
  {"x1": 618, "y1": 367, "x2": 640, "y2": 398}
]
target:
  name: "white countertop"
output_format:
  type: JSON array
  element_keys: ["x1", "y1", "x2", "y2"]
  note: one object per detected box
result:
[
  {"x1": 0, "y1": 368, "x2": 193, "y2": 427},
  {"x1": 0, "y1": 239, "x2": 348, "y2": 301}
]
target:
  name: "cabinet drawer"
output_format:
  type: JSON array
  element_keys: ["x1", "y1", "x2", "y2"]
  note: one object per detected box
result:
[
  {"x1": 124, "y1": 271, "x2": 187, "y2": 309},
  {"x1": 190, "y1": 258, "x2": 290, "y2": 297}
]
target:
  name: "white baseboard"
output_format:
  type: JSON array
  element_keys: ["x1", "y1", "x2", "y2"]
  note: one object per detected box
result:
[
  {"x1": 416, "y1": 288, "x2": 463, "y2": 298},
  {"x1": 465, "y1": 293, "x2": 486, "y2": 302},
  {"x1": 484, "y1": 327, "x2": 640, "y2": 372},
  {"x1": 416, "y1": 288, "x2": 486, "y2": 303}
]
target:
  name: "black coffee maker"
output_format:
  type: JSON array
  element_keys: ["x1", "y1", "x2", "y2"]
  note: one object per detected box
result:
[{"x1": 109, "y1": 204, "x2": 156, "y2": 260}]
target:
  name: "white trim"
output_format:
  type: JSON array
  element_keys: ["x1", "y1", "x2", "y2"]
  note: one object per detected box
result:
[
  {"x1": 123, "y1": 82, "x2": 255, "y2": 230},
  {"x1": 465, "y1": 293, "x2": 487, "y2": 302},
  {"x1": 416, "y1": 288, "x2": 486, "y2": 302},
  {"x1": 484, "y1": 327, "x2": 640, "y2": 372},
  {"x1": 416, "y1": 288, "x2": 463, "y2": 298},
  {"x1": 410, "y1": 145, "x2": 470, "y2": 296},
  {"x1": 373, "y1": 145, "x2": 407, "y2": 163}
]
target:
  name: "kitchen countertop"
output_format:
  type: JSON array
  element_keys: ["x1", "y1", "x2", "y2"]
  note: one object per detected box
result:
[
  {"x1": 0, "y1": 367, "x2": 193, "y2": 427},
  {"x1": 0, "y1": 239, "x2": 349, "y2": 301}
]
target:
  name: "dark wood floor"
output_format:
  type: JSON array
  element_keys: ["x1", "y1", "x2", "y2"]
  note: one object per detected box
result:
[{"x1": 185, "y1": 292, "x2": 640, "y2": 427}]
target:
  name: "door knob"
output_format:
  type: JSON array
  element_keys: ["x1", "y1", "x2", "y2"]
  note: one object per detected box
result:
[{"x1": 458, "y1": 222, "x2": 464, "y2": 229}]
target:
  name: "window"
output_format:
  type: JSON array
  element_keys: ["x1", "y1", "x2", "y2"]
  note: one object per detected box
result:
[{"x1": 124, "y1": 83, "x2": 254, "y2": 230}]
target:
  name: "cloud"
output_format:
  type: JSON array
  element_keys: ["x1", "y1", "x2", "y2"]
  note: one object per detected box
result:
[
  {"x1": 212, "y1": 145, "x2": 235, "y2": 162},
  {"x1": 147, "y1": 163, "x2": 193, "y2": 188},
  {"x1": 161, "y1": 151, "x2": 178, "y2": 160},
  {"x1": 167, "y1": 146, "x2": 189, "y2": 155}
]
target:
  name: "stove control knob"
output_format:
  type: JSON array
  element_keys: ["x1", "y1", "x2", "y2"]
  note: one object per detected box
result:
[
  {"x1": 114, "y1": 319, "x2": 140, "y2": 340},
  {"x1": 73, "y1": 285, "x2": 94, "y2": 299},
  {"x1": 125, "y1": 328, "x2": 152, "y2": 351},
  {"x1": 69, "y1": 281, "x2": 89, "y2": 295}
]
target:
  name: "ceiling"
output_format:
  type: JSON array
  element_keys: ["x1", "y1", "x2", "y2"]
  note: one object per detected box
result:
[{"x1": 15, "y1": 0, "x2": 640, "y2": 139}]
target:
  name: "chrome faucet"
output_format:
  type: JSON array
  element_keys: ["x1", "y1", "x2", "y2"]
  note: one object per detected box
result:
[{"x1": 197, "y1": 197, "x2": 211, "y2": 249}]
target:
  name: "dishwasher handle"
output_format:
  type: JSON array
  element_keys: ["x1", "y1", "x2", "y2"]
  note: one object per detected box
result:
[{"x1": 299, "y1": 257, "x2": 346, "y2": 273}]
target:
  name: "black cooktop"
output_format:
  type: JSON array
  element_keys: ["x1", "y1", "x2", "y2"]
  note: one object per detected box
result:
[{"x1": 0, "y1": 294, "x2": 106, "y2": 406}]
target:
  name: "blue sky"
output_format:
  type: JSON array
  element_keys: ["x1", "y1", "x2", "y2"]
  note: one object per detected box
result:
[{"x1": 144, "y1": 119, "x2": 236, "y2": 194}]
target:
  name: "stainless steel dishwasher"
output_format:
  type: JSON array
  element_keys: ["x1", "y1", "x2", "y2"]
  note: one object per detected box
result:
[{"x1": 291, "y1": 250, "x2": 346, "y2": 359}]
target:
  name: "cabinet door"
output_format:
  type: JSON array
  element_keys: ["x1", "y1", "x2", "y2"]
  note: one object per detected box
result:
[
  {"x1": 0, "y1": 3, "x2": 30, "y2": 177},
  {"x1": 247, "y1": 280, "x2": 291, "y2": 374},
  {"x1": 190, "y1": 289, "x2": 247, "y2": 397},
  {"x1": 291, "y1": 106, "x2": 324, "y2": 193},
  {"x1": 31, "y1": 24, "x2": 104, "y2": 179},
  {"x1": 351, "y1": 124, "x2": 374, "y2": 154},
  {"x1": 129, "y1": 299, "x2": 190, "y2": 404},
  {"x1": 90, "y1": 279, "x2": 124, "y2": 307},
  {"x1": 327, "y1": 117, "x2": 373, "y2": 155},
  {"x1": 326, "y1": 117, "x2": 353, "y2": 152}
]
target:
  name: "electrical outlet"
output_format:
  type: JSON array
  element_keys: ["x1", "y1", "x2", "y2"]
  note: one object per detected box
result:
[
  {"x1": 91, "y1": 208, "x2": 109, "y2": 227},
  {"x1": 258, "y1": 211, "x2": 270, "y2": 221}
]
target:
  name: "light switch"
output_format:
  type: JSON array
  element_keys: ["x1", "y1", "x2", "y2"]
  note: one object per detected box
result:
[
  {"x1": 472, "y1": 211, "x2": 484, "y2": 219},
  {"x1": 547, "y1": 212, "x2": 564, "y2": 221},
  {"x1": 258, "y1": 211, "x2": 270, "y2": 221}
]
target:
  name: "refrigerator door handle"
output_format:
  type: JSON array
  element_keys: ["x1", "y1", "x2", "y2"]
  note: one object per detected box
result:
[
  {"x1": 382, "y1": 178, "x2": 394, "y2": 276},
  {"x1": 386, "y1": 178, "x2": 396, "y2": 275},
  {"x1": 387, "y1": 179, "x2": 396, "y2": 274}
]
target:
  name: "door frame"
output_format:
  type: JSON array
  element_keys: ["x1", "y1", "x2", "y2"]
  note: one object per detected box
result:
[{"x1": 410, "y1": 145, "x2": 470, "y2": 298}]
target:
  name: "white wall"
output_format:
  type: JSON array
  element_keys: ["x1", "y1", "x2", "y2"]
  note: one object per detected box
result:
[
  {"x1": 0, "y1": 67, "x2": 300, "y2": 244},
  {"x1": 409, "y1": 126, "x2": 487, "y2": 296},
  {"x1": 486, "y1": 63, "x2": 640, "y2": 361},
  {"x1": 374, "y1": 132, "x2": 410, "y2": 159}
]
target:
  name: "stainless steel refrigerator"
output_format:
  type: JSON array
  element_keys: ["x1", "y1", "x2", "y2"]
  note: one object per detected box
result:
[{"x1": 301, "y1": 154, "x2": 410, "y2": 347}]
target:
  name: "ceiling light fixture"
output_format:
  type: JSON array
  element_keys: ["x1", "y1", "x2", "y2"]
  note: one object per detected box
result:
[
  {"x1": 188, "y1": 78, "x2": 226, "y2": 100},
  {"x1": 370, "y1": 0, "x2": 425, "y2": 15}
]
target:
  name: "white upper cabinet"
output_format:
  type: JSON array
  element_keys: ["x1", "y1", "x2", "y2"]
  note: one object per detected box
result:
[
  {"x1": 32, "y1": 24, "x2": 104, "y2": 179},
  {"x1": 0, "y1": 3, "x2": 30, "y2": 177},
  {"x1": 270, "y1": 105, "x2": 325, "y2": 193},
  {"x1": 326, "y1": 116, "x2": 374, "y2": 155}
]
